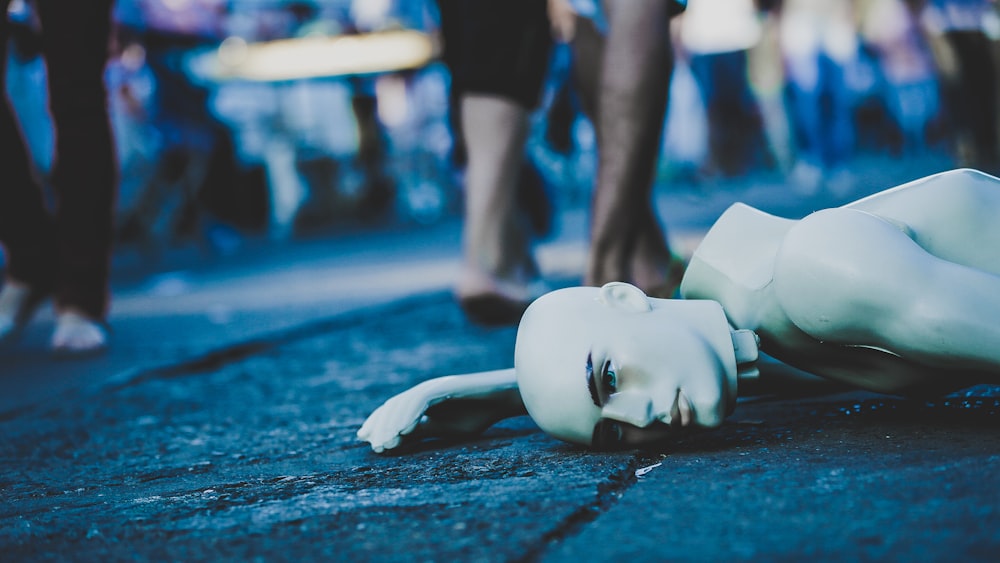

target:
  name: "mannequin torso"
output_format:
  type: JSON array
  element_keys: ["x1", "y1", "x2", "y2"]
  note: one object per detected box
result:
[{"x1": 682, "y1": 168, "x2": 1000, "y2": 393}]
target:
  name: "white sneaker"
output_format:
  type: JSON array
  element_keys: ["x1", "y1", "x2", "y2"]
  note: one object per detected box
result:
[{"x1": 52, "y1": 310, "x2": 108, "y2": 356}]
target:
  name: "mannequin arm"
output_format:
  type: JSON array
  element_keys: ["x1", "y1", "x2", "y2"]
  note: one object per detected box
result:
[{"x1": 357, "y1": 369, "x2": 526, "y2": 453}]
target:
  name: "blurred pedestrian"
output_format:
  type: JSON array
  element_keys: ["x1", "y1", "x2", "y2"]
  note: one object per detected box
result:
[
  {"x1": 858, "y1": 0, "x2": 941, "y2": 155},
  {"x1": 919, "y1": 0, "x2": 1000, "y2": 171},
  {"x1": 437, "y1": 0, "x2": 556, "y2": 325},
  {"x1": 113, "y1": 0, "x2": 249, "y2": 251},
  {"x1": 747, "y1": 0, "x2": 796, "y2": 174},
  {"x1": 449, "y1": 0, "x2": 688, "y2": 326},
  {"x1": 552, "y1": 0, "x2": 688, "y2": 297},
  {"x1": 779, "y1": 0, "x2": 861, "y2": 195},
  {"x1": 0, "y1": 0, "x2": 118, "y2": 354},
  {"x1": 676, "y1": 0, "x2": 772, "y2": 177}
]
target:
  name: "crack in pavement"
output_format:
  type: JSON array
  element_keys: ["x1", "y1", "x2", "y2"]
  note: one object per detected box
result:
[{"x1": 514, "y1": 456, "x2": 645, "y2": 563}]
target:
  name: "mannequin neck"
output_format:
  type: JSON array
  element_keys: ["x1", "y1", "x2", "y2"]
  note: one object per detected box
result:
[{"x1": 680, "y1": 203, "x2": 796, "y2": 330}]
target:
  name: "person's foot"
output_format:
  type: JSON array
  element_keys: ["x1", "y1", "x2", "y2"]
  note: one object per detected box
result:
[
  {"x1": 628, "y1": 210, "x2": 686, "y2": 298},
  {"x1": 455, "y1": 261, "x2": 548, "y2": 327},
  {"x1": 588, "y1": 244, "x2": 686, "y2": 298},
  {"x1": 0, "y1": 280, "x2": 47, "y2": 344},
  {"x1": 632, "y1": 252, "x2": 687, "y2": 299},
  {"x1": 51, "y1": 309, "x2": 108, "y2": 357}
]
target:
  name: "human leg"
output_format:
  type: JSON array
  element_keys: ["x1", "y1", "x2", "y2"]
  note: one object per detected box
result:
[
  {"x1": 0, "y1": 0, "x2": 57, "y2": 341},
  {"x1": 37, "y1": 0, "x2": 116, "y2": 319},
  {"x1": 689, "y1": 50, "x2": 764, "y2": 177},
  {"x1": 585, "y1": 0, "x2": 675, "y2": 294},
  {"x1": 946, "y1": 30, "x2": 999, "y2": 170},
  {"x1": 350, "y1": 78, "x2": 395, "y2": 220},
  {"x1": 783, "y1": 47, "x2": 824, "y2": 190},
  {"x1": 456, "y1": 95, "x2": 535, "y2": 303},
  {"x1": 445, "y1": 0, "x2": 553, "y2": 324},
  {"x1": 819, "y1": 53, "x2": 855, "y2": 169},
  {"x1": 36, "y1": 0, "x2": 116, "y2": 351},
  {"x1": 568, "y1": 14, "x2": 605, "y2": 123}
]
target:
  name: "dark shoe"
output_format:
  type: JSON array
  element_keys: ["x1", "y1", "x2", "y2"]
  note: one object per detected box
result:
[
  {"x1": 459, "y1": 293, "x2": 532, "y2": 327},
  {"x1": 456, "y1": 267, "x2": 548, "y2": 327}
]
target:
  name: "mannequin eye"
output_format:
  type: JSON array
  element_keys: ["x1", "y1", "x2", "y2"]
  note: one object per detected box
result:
[
  {"x1": 601, "y1": 361, "x2": 618, "y2": 393},
  {"x1": 587, "y1": 355, "x2": 618, "y2": 407}
]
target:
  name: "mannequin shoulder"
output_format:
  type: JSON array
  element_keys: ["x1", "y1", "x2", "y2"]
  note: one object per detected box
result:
[
  {"x1": 849, "y1": 168, "x2": 1000, "y2": 217},
  {"x1": 771, "y1": 208, "x2": 926, "y2": 339},
  {"x1": 773, "y1": 207, "x2": 918, "y2": 289}
]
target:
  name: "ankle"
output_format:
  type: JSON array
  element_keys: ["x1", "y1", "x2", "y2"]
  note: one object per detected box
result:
[{"x1": 55, "y1": 306, "x2": 102, "y2": 322}]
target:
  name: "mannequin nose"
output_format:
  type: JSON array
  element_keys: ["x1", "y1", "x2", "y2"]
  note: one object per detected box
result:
[{"x1": 601, "y1": 391, "x2": 655, "y2": 428}]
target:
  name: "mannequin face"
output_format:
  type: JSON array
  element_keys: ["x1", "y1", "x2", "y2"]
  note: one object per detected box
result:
[{"x1": 514, "y1": 283, "x2": 739, "y2": 449}]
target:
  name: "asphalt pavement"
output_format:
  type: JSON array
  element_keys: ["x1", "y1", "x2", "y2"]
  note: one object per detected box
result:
[{"x1": 2, "y1": 155, "x2": 998, "y2": 561}]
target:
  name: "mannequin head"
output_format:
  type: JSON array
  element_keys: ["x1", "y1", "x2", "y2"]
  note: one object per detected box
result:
[{"x1": 514, "y1": 283, "x2": 742, "y2": 449}]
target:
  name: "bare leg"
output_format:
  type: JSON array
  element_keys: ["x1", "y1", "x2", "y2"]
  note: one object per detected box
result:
[
  {"x1": 630, "y1": 204, "x2": 685, "y2": 297},
  {"x1": 456, "y1": 95, "x2": 535, "y2": 313},
  {"x1": 585, "y1": 0, "x2": 675, "y2": 292}
]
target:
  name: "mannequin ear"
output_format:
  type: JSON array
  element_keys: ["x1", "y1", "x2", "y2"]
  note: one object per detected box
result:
[{"x1": 598, "y1": 282, "x2": 652, "y2": 313}]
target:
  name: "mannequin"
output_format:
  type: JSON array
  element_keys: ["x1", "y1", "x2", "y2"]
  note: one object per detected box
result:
[{"x1": 358, "y1": 168, "x2": 1000, "y2": 452}]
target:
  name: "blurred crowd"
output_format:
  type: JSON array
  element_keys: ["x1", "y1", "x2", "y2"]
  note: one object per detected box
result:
[
  {"x1": 4, "y1": 0, "x2": 999, "y2": 251},
  {"x1": 664, "y1": 0, "x2": 1000, "y2": 196},
  {"x1": 7, "y1": 0, "x2": 448, "y2": 258},
  {"x1": 1, "y1": 0, "x2": 999, "y2": 352}
]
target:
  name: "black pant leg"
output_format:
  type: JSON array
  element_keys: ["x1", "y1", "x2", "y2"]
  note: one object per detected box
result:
[
  {"x1": 35, "y1": 0, "x2": 116, "y2": 317},
  {"x1": 0, "y1": 0, "x2": 57, "y2": 289}
]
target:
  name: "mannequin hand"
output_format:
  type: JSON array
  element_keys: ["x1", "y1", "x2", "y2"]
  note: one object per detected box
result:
[
  {"x1": 357, "y1": 370, "x2": 523, "y2": 453},
  {"x1": 357, "y1": 376, "x2": 455, "y2": 453}
]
